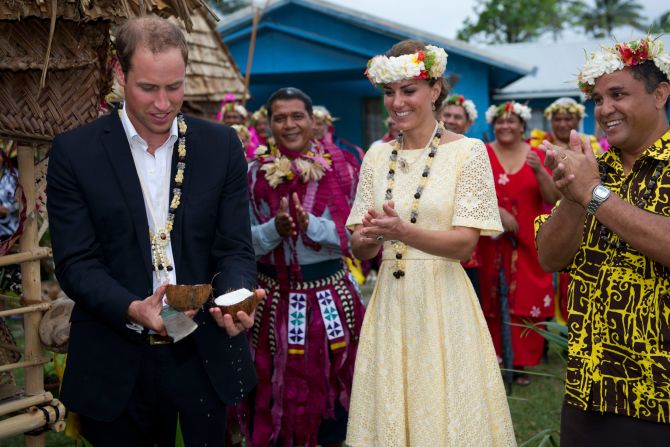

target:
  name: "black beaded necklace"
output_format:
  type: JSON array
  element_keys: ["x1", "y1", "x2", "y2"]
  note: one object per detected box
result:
[
  {"x1": 385, "y1": 121, "x2": 444, "y2": 278},
  {"x1": 598, "y1": 158, "x2": 665, "y2": 250}
]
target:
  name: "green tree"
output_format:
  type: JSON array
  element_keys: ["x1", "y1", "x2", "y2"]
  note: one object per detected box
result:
[
  {"x1": 574, "y1": 0, "x2": 646, "y2": 38},
  {"x1": 649, "y1": 10, "x2": 670, "y2": 33},
  {"x1": 208, "y1": 0, "x2": 250, "y2": 14},
  {"x1": 457, "y1": 0, "x2": 575, "y2": 44}
]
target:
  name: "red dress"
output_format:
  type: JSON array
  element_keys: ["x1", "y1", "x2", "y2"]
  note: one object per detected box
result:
[{"x1": 478, "y1": 144, "x2": 554, "y2": 367}]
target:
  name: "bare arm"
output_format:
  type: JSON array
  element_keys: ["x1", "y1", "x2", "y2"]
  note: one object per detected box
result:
[
  {"x1": 527, "y1": 150, "x2": 561, "y2": 205},
  {"x1": 536, "y1": 199, "x2": 585, "y2": 272},
  {"x1": 586, "y1": 193, "x2": 670, "y2": 267}
]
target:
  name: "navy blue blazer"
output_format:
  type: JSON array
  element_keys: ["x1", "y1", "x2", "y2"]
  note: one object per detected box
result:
[{"x1": 46, "y1": 110, "x2": 257, "y2": 421}]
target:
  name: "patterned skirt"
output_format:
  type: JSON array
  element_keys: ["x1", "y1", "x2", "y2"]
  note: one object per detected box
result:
[{"x1": 242, "y1": 263, "x2": 365, "y2": 447}]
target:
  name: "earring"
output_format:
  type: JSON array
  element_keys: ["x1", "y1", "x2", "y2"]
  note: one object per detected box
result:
[{"x1": 431, "y1": 103, "x2": 436, "y2": 111}]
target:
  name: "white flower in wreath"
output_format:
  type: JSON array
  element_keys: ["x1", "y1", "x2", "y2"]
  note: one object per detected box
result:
[
  {"x1": 260, "y1": 156, "x2": 293, "y2": 188},
  {"x1": 426, "y1": 45, "x2": 448, "y2": 78},
  {"x1": 294, "y1": 158, "x2": 326, "y2": 183},
  {"x1": 498, "y1": 173, "x2": 510, "y2": 185},
  {"x1": 543, "y1": 294, "x2": 552, "y2": 308},
  {"x1": 513, "y1": 103, "x2": 532, "y2": 122},
  {"x1": 530, "y1": 306, "x2": 541, "y2": 318},
  {"x1": 579, "y1": 50, "x2": 623, "y2": 89}
]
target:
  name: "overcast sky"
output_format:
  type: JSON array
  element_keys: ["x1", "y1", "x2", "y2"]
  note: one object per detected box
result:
[{"x1": 334, "y1": 0, "x2": 669, "y2": 42}]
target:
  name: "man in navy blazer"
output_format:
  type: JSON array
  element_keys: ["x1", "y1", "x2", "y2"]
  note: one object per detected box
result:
[{"x1": 46, "y1": 16, "x2": 258, "y2": 446}]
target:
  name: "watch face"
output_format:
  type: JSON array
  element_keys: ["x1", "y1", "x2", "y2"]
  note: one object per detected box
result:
[{"x1": 593, "y1": 185, "x2": 610, "y2": 200}]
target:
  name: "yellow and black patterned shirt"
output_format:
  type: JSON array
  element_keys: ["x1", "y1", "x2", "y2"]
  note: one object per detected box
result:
[{"x1": 537, "y1": 130, "x2": 670, "y2": 423}]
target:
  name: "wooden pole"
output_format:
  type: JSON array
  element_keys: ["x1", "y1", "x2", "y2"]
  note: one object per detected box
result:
[
  {"x1": 0, "y1": 393, "x2": 53, "y2": 418},
  {"x1": 17, "y1": 144, "x2": 45, "y2": 447},
  {"x1": 0, "y1": 400, "x2": 65, "y2": 440},
  {"x1": 241, "y1": 6, "x2": 261, "y2": 107},
  {"x1": 0, "y1": 247, "x2": 51, "y2": 267}
]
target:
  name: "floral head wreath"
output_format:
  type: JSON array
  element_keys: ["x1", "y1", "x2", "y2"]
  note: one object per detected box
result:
[
  {"x1": 485, "y1": 101, "x2": 532, "y2": 124},
  {"x1": 543, "y1": 97, "x2": 586, "y2": 119},
  {"x1": 313, "y1": 106, "x2": 338, "y2": 126},
  {"x1": 250, "y1": 106, "x2": 268, "y2": 125},
  {"x1": 221, "y1": 101, "x2": 248, "y2": 118},
  {"x1": 442, "y1": 94, "x2": 478, "y2": 122},
  {"x1": 365, "y1": 44, "x2": 448, "y2": 84},
  {"x1": 577, "y1": 35, "x2": 670, "y2": 96}
]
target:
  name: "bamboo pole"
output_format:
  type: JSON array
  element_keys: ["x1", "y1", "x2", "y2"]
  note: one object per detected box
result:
[
  {"x1": 0, "y1": 400, "x2": 65, "y2": 440},
  {"x1": 241, "y1": 6, "x2": 261, "y2": 107},
  {"x1": 17, "y1": 144, "x2": 45, "y2": 447},
  {"x1": 0, "y1": 247, "x2": 51, "y2": 267},
  {"x1": 0, "y1": 357, "x2": 51, "y2": 374},
  {"x1": 0, "y1": 393, "x2": 53, "y2": 418},
  {"x1": 241, "y1": 0, "x2": 271, "y2": 106},
  {"x1": 0, "y1": 303, "x2": 52, "y2": 319}
]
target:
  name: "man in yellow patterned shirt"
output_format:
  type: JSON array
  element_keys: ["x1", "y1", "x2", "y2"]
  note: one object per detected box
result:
[{"x1": 535, "y1": 36, "x2": 670, "y2": 446}]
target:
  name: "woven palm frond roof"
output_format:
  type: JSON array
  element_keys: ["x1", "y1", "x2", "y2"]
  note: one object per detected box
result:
[{"x1": 0, "y1": 0, "x2": 216, "y2": 31}]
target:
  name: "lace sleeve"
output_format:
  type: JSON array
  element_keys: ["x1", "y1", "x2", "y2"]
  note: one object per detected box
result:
[
  {"x1": 452, "y1": 140, "x2": 503, "y2": 236},
  {"x1": 346, "y1": 146, "x2": 378, "y2": 230}
]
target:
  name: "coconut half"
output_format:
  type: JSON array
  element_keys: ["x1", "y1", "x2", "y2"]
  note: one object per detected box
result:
[
  {"x1": 165, "y1": 283, "x2": 212, "y2": 311},
  {"x1": 214, "y1": 288, "x2": 262, "y2": 321}
]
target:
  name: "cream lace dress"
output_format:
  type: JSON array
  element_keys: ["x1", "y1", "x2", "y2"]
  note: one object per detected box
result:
[{"x1": 345, "y1": 138, "x2": 516, "y2": 447}]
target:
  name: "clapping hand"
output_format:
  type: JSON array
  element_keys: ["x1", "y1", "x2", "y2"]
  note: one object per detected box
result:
[
  {"x1": 526, "y1": 150, "x2": 543, "y2": 175},
  {"x1": 274, "y1": 196, "x2": 296, "y2": 237},
  {"x1": 360, "y1": 201, "x2": 407, "y2": 243},
  {"x1": 292, "y1": 192, "x2": 309, "y2": 231},
  {"x1": 541, "y1": 130, "x2": 600, "y2": 206}
]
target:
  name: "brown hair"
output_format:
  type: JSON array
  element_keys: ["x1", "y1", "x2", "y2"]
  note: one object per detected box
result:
[
  {"x1": 114, "y1": 16, "x2": 188, "y2": 75},
  {"x1": 385, "y1": 39, "x2": 448, "y2": 108}
]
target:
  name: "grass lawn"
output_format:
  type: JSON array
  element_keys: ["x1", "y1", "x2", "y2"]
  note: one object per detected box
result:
[{"x1": 2, "y1": 283, "x2": 566, "y2": 446}]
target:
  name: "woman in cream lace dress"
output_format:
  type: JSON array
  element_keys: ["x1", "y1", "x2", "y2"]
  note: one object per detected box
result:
[{"x1": 345, "y1": 40, "x2": 516, "y2": 446}]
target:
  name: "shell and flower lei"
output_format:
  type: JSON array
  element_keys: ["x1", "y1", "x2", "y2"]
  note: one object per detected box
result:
[
  {"x1": 577, "y1": 35, "x2": 670, "y2": 96},
  {"x1": 254, "y1": 142, "x2": 332, "y2": 188}
]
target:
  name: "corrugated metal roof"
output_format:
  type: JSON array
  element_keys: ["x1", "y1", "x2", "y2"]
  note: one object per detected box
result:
[{"x1": 492, "y1": 36, "x2": 670, "y2": 100}]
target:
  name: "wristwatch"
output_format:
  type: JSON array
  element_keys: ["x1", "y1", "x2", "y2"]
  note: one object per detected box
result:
[{"x1": 586, "y1": 184, "x2": 611, "y2": 215}]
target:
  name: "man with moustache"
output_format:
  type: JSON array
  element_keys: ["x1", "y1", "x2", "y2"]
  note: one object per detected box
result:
[
  {"x1": 536, "y1": 36, "x2": 670, "y2": 445},
  {"x1": 244, "y1": 87, "x2": 364, "y2": 446}
]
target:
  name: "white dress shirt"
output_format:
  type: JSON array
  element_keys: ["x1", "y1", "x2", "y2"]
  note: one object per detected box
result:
[{"x1": 120, "y1": 106, "x2": 179, "y2": 293}]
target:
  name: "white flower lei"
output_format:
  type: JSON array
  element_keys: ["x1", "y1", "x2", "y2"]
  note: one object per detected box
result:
[
  {"x1": 443, "y1": 94, "x2": 478, "y2": 121},
  {"x1": 485, "y1": 101, "x2": 532, "y2": 124},
  {"x1": 366, "y1": 45, "x2": 448, "y2": 84},
  {"x1": 578, "y1": 36, "x2": 670, "y2": 95}
]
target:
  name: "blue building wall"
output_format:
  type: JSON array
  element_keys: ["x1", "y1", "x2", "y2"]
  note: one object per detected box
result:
[{"x1": 220, "y1": 1, "x2": 529, "y2": 149}]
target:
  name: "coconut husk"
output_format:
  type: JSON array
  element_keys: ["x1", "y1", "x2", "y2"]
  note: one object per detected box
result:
[
  {"x1": 165, "y1": 283, "x2": 212, "y2": 312},
  {"x1": 215, "y1": 289, "x2": 263, "y2": 322},
  {"x1": 38, "y1": 296, "x2": 74, "y2": 353}
]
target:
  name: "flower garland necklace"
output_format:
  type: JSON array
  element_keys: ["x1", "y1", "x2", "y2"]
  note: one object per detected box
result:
[
  {"x1": 385, "y1": 120, "x2": 444, "y2": 278},
  {"x1": 119, "y1": 108, "x2": 187, "y2": 278},
  {"x1": 256, "y1": 141, "x2": 332, "y2": 188}
]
